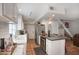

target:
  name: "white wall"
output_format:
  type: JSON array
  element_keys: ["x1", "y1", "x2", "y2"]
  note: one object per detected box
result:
[
  {"x1": 49, "y1": 19, "x2": 79, "y2": 36},
  {"x1": 49, "y1": 20, "x2": 59, "y2": 34},
  {"x1": 17, "y1": 15, "x2": 24, "y2": 30},
  {"x1": 62, "y1": 20, "x2": 79, "y2": 36},
  {"x1": 41, "y1": 20, "x2": 48, "y2": 34},
  {"x1": 41, "y1": 20, "x2": 59, "y2": 34},
  {"x1": 68, "y1": 20, "x2": 79, "y2": 35},
  {"x1": 24, "y1": 24, "x2": 35, "y2": 39},
  {"x1": 40, "y1": 19, "x2": 79, "y2": 36},
  {"x1": 0, "y1": 3, "x2": 2, "y2": 16},
  {"x1": 0, "y1": 22, "x2": 9, "y2": 38}
]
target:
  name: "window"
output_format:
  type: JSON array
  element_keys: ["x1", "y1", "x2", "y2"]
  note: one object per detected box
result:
[{"x1": 9, "y1": 23, "x2": 16, "y2": 36}]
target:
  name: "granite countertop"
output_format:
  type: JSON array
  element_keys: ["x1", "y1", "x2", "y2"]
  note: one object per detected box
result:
[
  {"x1": 47, "y1": 37, "x2": 66, "y2": 41},
  {"x1": 40, "y1": 34, "x2": 67, "y2": 41},
  {"x1": 46, "y1": 35, "x2": 67, "y2": 41}
]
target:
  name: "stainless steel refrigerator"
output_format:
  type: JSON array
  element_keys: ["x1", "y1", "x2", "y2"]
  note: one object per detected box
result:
[{"x1": 35, "y1": 23, "x2": 45, "y2": 45}]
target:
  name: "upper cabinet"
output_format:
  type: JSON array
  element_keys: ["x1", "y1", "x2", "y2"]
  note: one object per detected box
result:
[
  {"x1": 0, "y1": 3, "x2": 18, "y2": 22},
  {"x1": 3, "y1": 3, "x2": 18, "y2": 21}
]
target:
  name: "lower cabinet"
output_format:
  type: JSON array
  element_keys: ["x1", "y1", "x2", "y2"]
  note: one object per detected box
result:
[{"x1": 46, "y1": 39, "x2": 65, "y2": 55}]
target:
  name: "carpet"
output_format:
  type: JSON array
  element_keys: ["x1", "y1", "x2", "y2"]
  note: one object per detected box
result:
[{"x1": 34, "y1": 47, "x2": 47, "y2": 55}]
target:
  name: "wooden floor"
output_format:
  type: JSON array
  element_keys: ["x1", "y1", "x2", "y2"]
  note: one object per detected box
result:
[
  {"x1": 66, "y1": 39, "x2": 79, "y2": 55},
  {"x1": 26, "y1": 39, "x2": 79, "y2": 55},
  {"x1": 26, "y1": 39, "x2": 39, "y2": 55}
]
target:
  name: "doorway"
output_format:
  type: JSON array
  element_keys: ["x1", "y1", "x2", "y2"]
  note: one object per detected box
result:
[{"x1": 26, "y1": 24, "x2": 35, "y2": 40}]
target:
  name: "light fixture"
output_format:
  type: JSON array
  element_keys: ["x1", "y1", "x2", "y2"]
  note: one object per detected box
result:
[
  {"x1": 9, "y1": 21, "x2": 14, "y2": 23},
  {"x1": 19, "y1": 9, "x2": 22, "y2": 12},
  {"x1": 52, "y1": 14, "x2": 55, "y2": 17},
  {"x1": 48, "y1": 21, "x2": 52, "y2": 24}
]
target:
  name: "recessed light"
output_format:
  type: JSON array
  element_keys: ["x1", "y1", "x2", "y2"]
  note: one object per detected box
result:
[{"x1": 52, "y1": 14, "x2": 55, "y2": 16}]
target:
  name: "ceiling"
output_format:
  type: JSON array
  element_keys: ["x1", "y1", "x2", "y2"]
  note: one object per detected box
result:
[
  {"x1": 0, "y1": 16, "x2": 12, "y2": 23},
  {"x1": 17, "y1": 3, "x2": 79, "y2": 23}
]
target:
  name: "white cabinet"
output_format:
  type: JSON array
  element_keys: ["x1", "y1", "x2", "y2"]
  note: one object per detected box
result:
[
  {"x1": 12, "y1": 44, "x2": 26, "y2": 55},
  {"x1": 0, "y1": 3, "x2": 18, "y2": 22},
  {"x1": 3, "y1": 3, "x2": 18, "y2": 21},
  {"x1": 12, "y1": 34, "x2": 27, "y2": 55},
  {"x1": 15, "y1": 34, "x2": 27, "y2": 43},
  {"x1": 46, "y1": 39, "x2": 65, "y2": 55}
]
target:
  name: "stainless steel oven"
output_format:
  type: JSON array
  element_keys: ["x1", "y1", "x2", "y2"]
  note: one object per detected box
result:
[{"x1": 40, "y1": 37, "x2": 46, "y2": 51}]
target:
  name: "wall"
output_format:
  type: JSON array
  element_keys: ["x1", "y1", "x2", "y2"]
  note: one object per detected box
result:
[
  {"x1": 41, "y1": 20, "x2": 59, "y2": 34},
  {"x1": 24, "y1": 24, "x2": 35, "y2": 39},
  {"x1": 61, "y1": 20, "x2": 79, "y2": 36},
  {"x1": 0, "y1": 3, "x2": 2, "y2": 16},
  {"x1": 68, "y1": 20, "x2": 79, "y2": 35},
  {"x1": 0, "y1": 22, "x2": 9, "y2": 38},
  {"x1": 49, "y1": 19, "x2": 79, "y2": 36},
  {"x1": 17, "y1": 15, "x2": 24, "y2": 30},
  {"x1": 49, "y1": 20, "x2": 59, "y2": 34},
  {"x1": 41, "y1": 20, "x2": 48, "y2": 34}
]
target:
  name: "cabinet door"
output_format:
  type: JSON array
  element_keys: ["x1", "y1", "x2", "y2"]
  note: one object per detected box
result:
[
  {"x1": 3, "y1": 3, "x2": 17, "y2": 21},
  {"x1": 46, "y1": 39, "x2": 65, "y2": 55}
]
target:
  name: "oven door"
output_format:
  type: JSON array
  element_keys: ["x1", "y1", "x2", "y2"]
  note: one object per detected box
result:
[{"x1": 40, "y1": 37, "x2": 46, "y2": 51}]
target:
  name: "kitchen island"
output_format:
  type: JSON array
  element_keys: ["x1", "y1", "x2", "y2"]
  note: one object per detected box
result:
[
  {"x1": 39, "y1": 34, "x2": 66, "y2": 55},
  {"x1": 46, "y1": 35, "x2": 66, "y2": 55}
]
